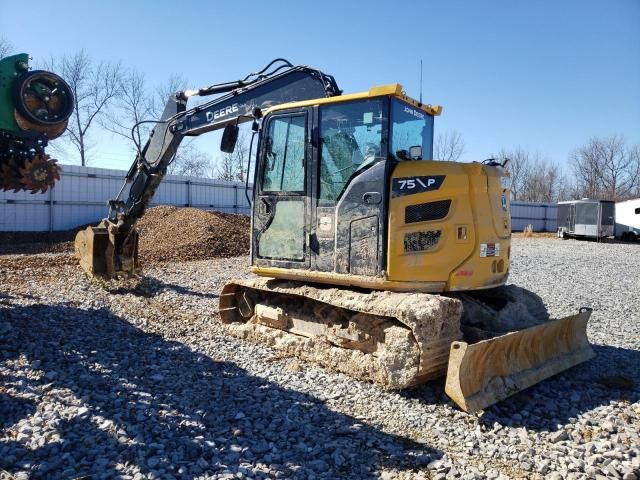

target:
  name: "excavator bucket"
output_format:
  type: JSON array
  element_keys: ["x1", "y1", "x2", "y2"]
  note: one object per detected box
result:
[
  {"x1": 74, "y1": 220, "x2": 139, "y2": 279},
  {"x1": 445, "y1": 307, "x2": 594, "y2": 413}
]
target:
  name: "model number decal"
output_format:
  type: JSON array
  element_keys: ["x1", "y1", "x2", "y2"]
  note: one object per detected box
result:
[
  {"x1": 398, "y1": 178, "x2": 433, "y2": 189},
  {"x1": 392, "y1": 175, "x2": 445, "y2": 197}
]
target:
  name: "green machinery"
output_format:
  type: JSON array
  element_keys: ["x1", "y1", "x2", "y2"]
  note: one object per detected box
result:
[{"x1": 0, "y1": 53, "x2": 74, "y2": 193}]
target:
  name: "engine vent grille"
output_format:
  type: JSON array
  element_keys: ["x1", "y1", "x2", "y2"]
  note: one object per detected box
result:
[
  {"x1": 405, "y1": 200, "x2": 451, "y2": 224},
  {"x1": 404, "y1": 230, "x2": 441, "y2": 252}
]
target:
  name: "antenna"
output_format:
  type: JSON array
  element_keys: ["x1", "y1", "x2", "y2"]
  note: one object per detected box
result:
[{"x1": 419, "y1": 58, "x2": 423, "y2": 104}]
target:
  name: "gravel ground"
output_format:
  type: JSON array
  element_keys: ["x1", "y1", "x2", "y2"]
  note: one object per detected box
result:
[{"x1": 1, "y1": 237, "x2": 639, "y2": 479}]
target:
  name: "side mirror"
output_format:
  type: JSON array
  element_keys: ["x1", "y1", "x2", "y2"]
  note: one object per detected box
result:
[
  {"x1": 221, "y1": 124, "x2": 239, "y2": 153},
  {"x1": 409, "y1": 145, "x2": 422, "y2": 160}
]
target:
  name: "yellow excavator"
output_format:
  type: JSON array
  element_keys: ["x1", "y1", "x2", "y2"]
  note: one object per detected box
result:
[{"x1": 75, "y1": 59, "x2": 593, "y2": 412}]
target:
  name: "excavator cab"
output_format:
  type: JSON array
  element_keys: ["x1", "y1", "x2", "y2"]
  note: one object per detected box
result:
[{"x1": 246, "y1": 84, "x2": 509, "y2": 293}]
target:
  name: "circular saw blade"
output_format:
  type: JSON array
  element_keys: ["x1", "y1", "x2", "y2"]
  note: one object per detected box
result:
[{"x1": 18, "y1": 154, "x2": 61, "y2": 194}]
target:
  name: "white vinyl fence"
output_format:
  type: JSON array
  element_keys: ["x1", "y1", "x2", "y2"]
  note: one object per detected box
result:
[
  {"x1": 0, "y1": 164, "x2": 558, "y2": 233},
  {"x1": 0, "y1": 164, "x2": 252, "y2": 232},
  {"x1": 511, "y1": 201, "x2": 557, "y2": 232}
]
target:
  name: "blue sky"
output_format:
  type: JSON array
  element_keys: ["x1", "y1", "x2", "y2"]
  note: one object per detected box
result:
[{"x1": 1, "y1": 0, "x2": 639, "y2": 171}]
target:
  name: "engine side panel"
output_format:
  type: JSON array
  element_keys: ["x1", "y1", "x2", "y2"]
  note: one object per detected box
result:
[{"x1": 387, "y1": 161, "x2": 511, "y2": 291}]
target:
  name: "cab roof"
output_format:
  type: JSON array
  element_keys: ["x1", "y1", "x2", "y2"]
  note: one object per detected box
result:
[{"x1": 265, "y1": 83, "x2": 442, "y2": 116}]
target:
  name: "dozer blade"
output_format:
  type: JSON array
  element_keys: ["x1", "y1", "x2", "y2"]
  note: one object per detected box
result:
[
  {"x1": 74, "y1": 221, "x2": 139, "y2": 279},
  {"x1": 445, "y1": 307, "x2": 594, "y2": 413}
]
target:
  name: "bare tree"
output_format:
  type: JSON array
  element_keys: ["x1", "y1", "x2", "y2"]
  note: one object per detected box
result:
[
  {"x1": 0, "y1": 37, "x2": 13, "y2": 59},
  {"x1": 570, "y1": 141, "x2": 601, "y2": 199},
  {"x1": 47, "y1": 50, "x2": 122, "y2": 166},
  {"x1": 554, "y1": 174, "x2": 573, "y2": 202},
  {"x1": 215, "y1": 151, "x2": 237, "y2": 182},
  {"x1": 100, "y1": 68, "x2": 154, "y2": 149},
  {"x1": 152, "y1": 73, "x2": 189, "y2": 118},
  {"x1": 630, "y1": 145, "x2": 640, "y2": 198},
  {"x1": 493, "y1": 147, "x2": 568, "y2": 202},
  {"x1": 434, "y1": 130, "x2": 465, "y2": 161},
  {"x1": 492, "y1": 147, "x2": 531, "y2": 201},
  {"x1": 167, "y1": 142, "x2": 213, "y2": 177},
  {"x1": 522, "y1": 159, "x2": 565, "y2": 202},
  {"x1": 571, "y1": 135, "x2": 640, "y2": 200}
]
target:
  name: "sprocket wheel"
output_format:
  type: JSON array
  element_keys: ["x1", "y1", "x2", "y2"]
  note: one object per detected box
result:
[{"x1": 18, "y1": 154, "x2": 61, "y2": 194}]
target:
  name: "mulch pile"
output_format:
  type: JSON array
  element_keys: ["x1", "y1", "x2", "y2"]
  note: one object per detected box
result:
[
  {"x1": 0, "y1": 206, "x2": 251, "y2": 262},
  {"x1": 0, "y1": 228, "x2": 85, "y2": 255},
  {"x1": 0, "y1": 253, "x2": 77, "y2": 270},
  {"x1": 137, "y1": 206, "x2": 250, "y2": 262}
]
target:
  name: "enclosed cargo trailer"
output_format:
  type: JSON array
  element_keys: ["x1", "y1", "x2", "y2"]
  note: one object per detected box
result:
[
  {"x1": 615, "y1": 198, "x2": 640, "y2": 242},
  {"x1": 557, "y1": 200, "x2": 615, "y2": 240}
]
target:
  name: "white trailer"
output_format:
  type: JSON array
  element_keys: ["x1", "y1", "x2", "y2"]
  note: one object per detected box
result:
[
  {"x1": 557, "y1": 200, "x2": 615, "y2": 240},
  {"x1": 615, "y1": 198, "x2": 640, "y2": 242}
]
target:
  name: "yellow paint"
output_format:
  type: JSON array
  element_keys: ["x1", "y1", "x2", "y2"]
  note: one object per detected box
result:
[
  {"x1": 253, "y1": 159, "x2": 511, "y2": 293},
  {"x1": 266, "y1": 83, "x2": 442, "y2": 117},
  {"x1": 255, "y1": 88, "x2": 512, "y2": 293},
  {"x1": 387, "y1": 161, "x2": 511, "y2": 291},
  {"x1": 445, "y1": 309, "x2": 594, "y2": 412},
  {"x1": 250, "y1": 266, "x2": 446, "y2": 293}
]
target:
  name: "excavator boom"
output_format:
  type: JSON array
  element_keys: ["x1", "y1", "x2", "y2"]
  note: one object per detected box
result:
[{"x1": 75, "y1": 60, "x2": 340, "y2": 277}]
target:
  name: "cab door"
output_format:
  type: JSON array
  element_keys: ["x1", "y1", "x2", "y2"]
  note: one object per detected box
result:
[{"x1": 252, "y1": 109, "x2": 311, "y2": 270}]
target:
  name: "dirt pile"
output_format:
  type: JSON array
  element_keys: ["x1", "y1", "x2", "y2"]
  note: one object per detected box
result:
[
  {"x1": 0, "y1": 228, "x2": 86, "y2": 254},
  {"x1": 0, "y1": 206, "x2": 251, "y2": 261},
  {"x1": 137, "y1": 206, "x2": 250, "y2": 262},
  {"x1": 0, "y1": 253, "x2": 76, "y2": 270}
]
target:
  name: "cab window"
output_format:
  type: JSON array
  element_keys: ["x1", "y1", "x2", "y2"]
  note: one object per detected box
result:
[
  {"x1": 262, "y1": 115, "x2": 306, "y2": 192},
  {"x1": 318, "y1": 99, "x2": 384, "y2": 205},
  {"x1": 390, "y1": 99, "x2": 434, "y2": 160}
]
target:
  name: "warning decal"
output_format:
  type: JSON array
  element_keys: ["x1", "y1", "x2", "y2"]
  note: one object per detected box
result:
[{"x1": 480, "y1": 243, "x2": 500, "y2": 258}]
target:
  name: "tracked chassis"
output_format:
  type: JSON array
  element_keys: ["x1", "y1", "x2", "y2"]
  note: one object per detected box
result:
[{"x1": 219, "y1": 278, "x2": 594, "y2": 412}]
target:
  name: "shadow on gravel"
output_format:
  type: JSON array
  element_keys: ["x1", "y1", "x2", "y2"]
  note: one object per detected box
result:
[
  {"x1": 0, "y1": 304, "x2": 440, "y2": 479},
  {"x1": 398, "y1": 344, "x2": 640, "y2": 433},
  {"x1": 106, "y1": 276, "x2": 219, "y2": 300},
  {"x1": 478, "y1": 344, "x2": 640, "y2": 431},
  {"x1": 0, "y1": 391, "x2": 36, "y2": 430}
]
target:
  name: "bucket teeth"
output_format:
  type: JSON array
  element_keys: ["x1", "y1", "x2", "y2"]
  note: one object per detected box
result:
[{"x1": 74, "y1": 223, "x2": 140, "y2": 279}]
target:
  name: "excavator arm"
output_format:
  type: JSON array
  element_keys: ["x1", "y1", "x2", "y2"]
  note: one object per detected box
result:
[{"x1": 75, "y1": 59, "x2": 340, "y2": 277}]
